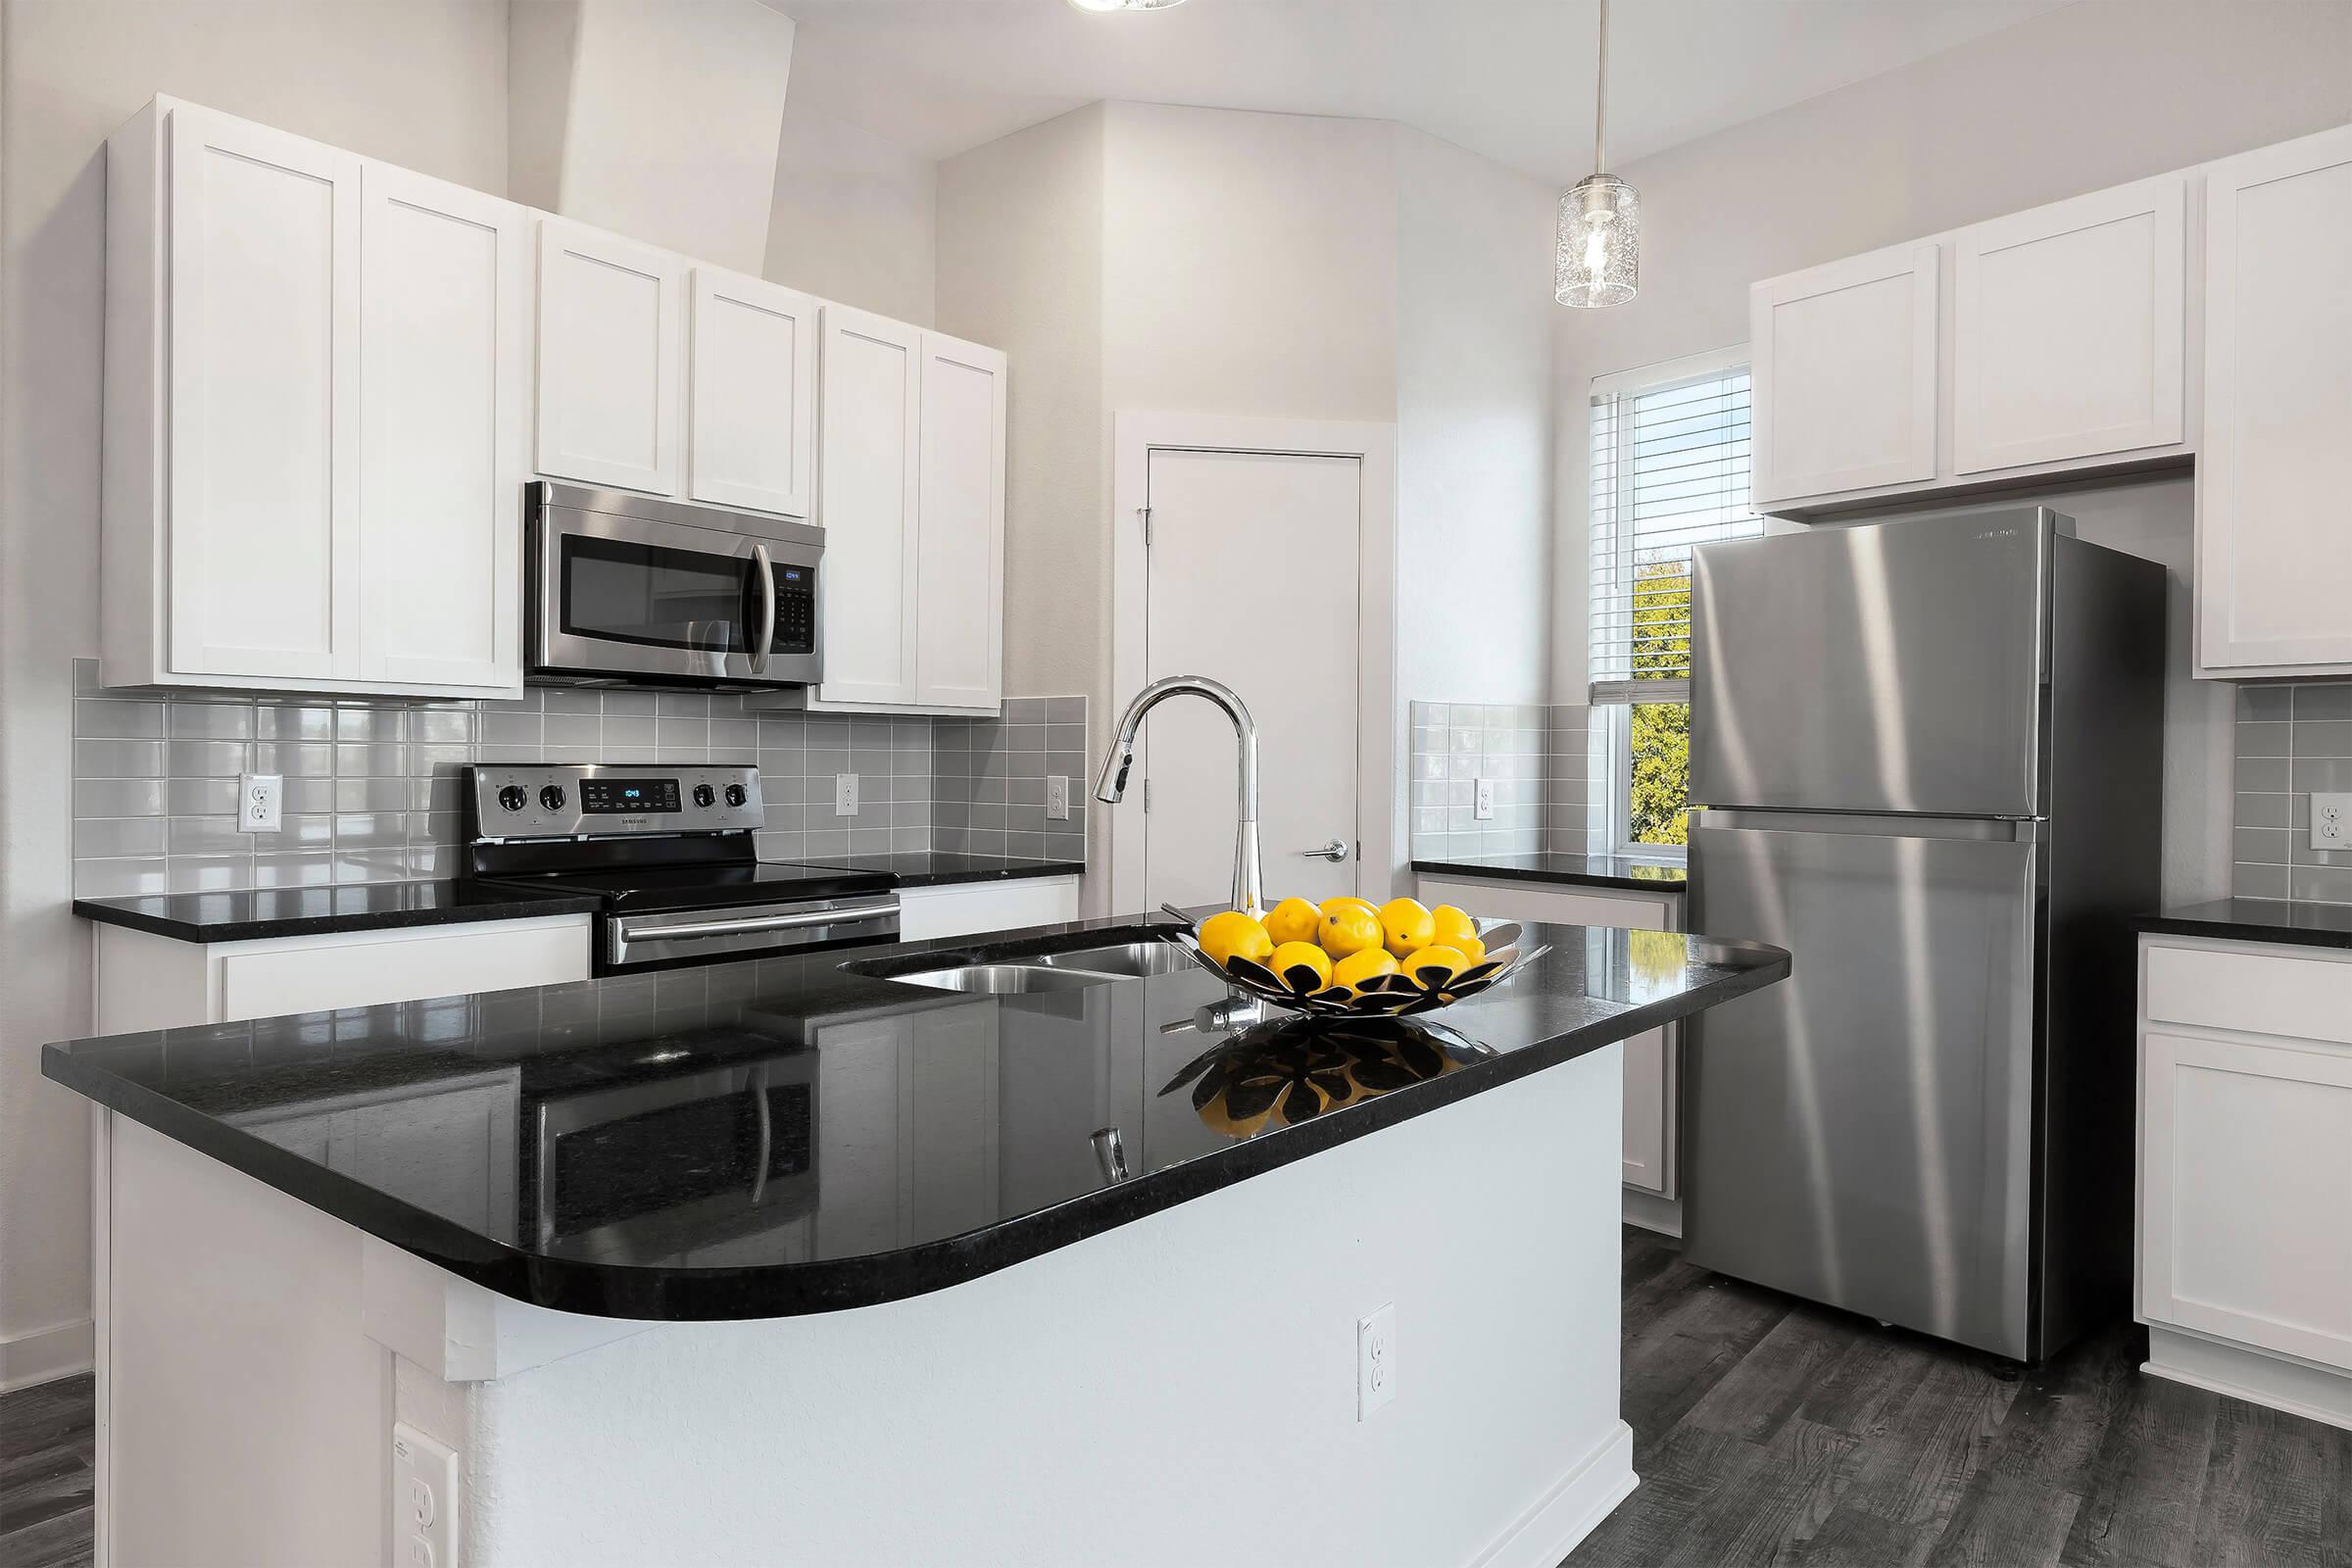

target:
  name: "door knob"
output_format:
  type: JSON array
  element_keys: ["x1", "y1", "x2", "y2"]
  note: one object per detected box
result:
[{"x1": 1302, "y1": 838, "x2": 1349, "y2": 861}]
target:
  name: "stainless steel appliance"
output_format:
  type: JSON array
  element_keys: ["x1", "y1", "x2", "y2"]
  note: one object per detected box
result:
[
  {"x1": 1684, "y1": 506, "x2": 2166, "y2": 1362},
  {"x1": 462, "y1": 762, "x2": 898, "y2": 975},
  {"x1": 529, "y1": 481, "x2": 823, "y2": 688}
]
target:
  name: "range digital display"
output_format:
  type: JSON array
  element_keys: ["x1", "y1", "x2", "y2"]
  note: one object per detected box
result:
[{"x1": 581, "y1": 778, "x2": 682, "y2": 814}]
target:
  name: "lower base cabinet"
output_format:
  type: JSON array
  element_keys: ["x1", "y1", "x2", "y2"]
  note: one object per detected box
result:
[
  {"x1": 1418, "y1": 874, "x2": 1683, "y2": 1222},
  {"x1": 2138, "y1": 935, "x2": 2352, "y2": 1431}
]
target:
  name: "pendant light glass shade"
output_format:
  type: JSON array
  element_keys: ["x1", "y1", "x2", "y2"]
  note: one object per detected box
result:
[{"x1": 1555, "y1": 173, "x2": 1639, "y2": 308}]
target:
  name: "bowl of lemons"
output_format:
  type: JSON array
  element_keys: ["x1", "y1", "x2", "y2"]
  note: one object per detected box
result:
[{"x1": 1166, "y1": 896, "x2": 1543, "y2": 1018}]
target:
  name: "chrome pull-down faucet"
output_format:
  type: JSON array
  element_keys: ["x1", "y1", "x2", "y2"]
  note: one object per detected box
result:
[{"x1": 1093, "y1": 675, "x2": 1264, "y2": 916}]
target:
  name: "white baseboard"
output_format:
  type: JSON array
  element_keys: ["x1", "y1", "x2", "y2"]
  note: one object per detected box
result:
[
  {"x1": 1, "y1": 1317, "x2": 94, "y2": 1393},
  {"x1": 2143, "y1": 1323, "x2": 2352, "y2": 1433},
  {"x1": 1622, "y1": 1188, "x2": 1682, "y2": 1237},
  {"x1": 1468, "y1": 1419, "x2": 1638, "y2": 1568}
]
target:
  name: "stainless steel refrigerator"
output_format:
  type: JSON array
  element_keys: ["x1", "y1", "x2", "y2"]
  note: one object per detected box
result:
[{"x1": 1684, "y1": 506, "x2": 2165, "y2": 1362}]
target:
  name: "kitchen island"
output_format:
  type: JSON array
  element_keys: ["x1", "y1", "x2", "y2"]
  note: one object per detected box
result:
[{"x1": 46, "y1": 912, "x2": 1787, "y2": 1568}]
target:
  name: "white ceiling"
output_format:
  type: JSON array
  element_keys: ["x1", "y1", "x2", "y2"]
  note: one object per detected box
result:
[{"x1": 770, "y1": 0, "x2": 2074, "y2": 184}]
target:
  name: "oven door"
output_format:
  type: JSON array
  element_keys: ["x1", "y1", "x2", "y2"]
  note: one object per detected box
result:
[
  {"x1": 604, "y1": 893, "x2": 901, "y2": 974},
  {"x1": 532, "y1": 485, "x2": 823, "y2": 687}
]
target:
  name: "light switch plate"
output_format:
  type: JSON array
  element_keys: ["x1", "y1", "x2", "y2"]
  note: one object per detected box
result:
[
  {"x1": 238, "y1": 773, "x2": 282, "y2": 833},
  {"x1": 834, "y1": 774, "x2": 858, "y2": 816},
  {"x1": 2314, "y1": 793, "x2": 2352, "y2": 851}
]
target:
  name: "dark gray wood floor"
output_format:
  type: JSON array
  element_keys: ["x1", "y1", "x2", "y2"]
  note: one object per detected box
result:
[
  {"x1": 1566, "y1": 1226, "x2": 2352, "y2": 1568},
  {"x1": 0, "y1": 1374, "x2": 91, "y2": 1568},
  {"x1": 4, "y1": 1232, "x2": 2347, "y2": 1568}
]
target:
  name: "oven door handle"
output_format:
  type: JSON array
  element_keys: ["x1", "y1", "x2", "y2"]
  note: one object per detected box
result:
[
  {"x1": 749, "y1": 542, "x2": 777, "y2": 677},
  {"x1": 616, "y1": 903, "x2": 900, "y2": 945}
]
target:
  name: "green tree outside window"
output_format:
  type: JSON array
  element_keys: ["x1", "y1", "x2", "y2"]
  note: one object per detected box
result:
[{"x1": 1628, "y1": 559, "x2": 1690, "y2": 847}]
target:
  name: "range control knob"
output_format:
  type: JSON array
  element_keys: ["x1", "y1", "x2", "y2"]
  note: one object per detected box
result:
[
  {"x1": 724, "y1": 783, "x2": 749, "y2": 808},
  {"x1": 539, "y1": 784, "x2": 567, "y2": 812},
  {"x1": 692, "y1": 784, "x2": 716, "y2": 809},
  {"x1": 497, "y1": 784, "x2": 528, "y2": 812}
]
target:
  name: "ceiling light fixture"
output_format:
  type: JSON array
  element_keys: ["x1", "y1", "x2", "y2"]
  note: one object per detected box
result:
[
  {"x1": 1556, "y1": 0, "x2": 1639, "y2": 308},
  {"x1": 1066, "y1": 0, "x2": 1189, "y2": 11}
]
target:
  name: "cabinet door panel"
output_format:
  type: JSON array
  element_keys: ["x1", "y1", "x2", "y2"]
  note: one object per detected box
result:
[
  {"x1": 535, "y1": 220, "x2": 683, "y2": 495},
  {"x1": 2197, "y1": 125, "x2": 2352, "y2": 675},
  {"x1": 815, "y1": 306, "x2": 920, "y2": 706},
  {"x1": 358, "y1": 165, "x2": 525, "y2": 692},
  {"x1": 914, "y1": 332, "x2": 1006, "y2": 709},
  {"x1": 688, "y1": 269, "x2": 816, "y2": 517},
  {"x1": 168, "y1": 106, "x2": 360, "y2": 679},
  {"x1": 2141, "y1": 1029, "x2": 2352, "y2": 1370},
  {"x1": 1751, "y1": 244, "x2": 1938, "y2": 505},
  {"x1": 1954, "y1": 176, "x2": 2185, "y2": 473}
]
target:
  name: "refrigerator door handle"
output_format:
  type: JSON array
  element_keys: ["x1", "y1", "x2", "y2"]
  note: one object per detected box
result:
[{"x1": 1691, "y1": 808, "x2": 2039, "y2": 843}]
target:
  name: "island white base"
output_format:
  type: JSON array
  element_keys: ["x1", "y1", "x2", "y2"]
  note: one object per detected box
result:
[{"x1": 97, "y1": 1045, "x2": 1634, "y2": 1567}]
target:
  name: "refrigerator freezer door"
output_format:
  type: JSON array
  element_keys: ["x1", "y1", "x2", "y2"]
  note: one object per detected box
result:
[
  {"x1": 1685, "y1": 816, "x2": 2039, "y2": 1359},
  {"x1": 1689, "y1": 512, "x2": 2051, "y2": 818}
]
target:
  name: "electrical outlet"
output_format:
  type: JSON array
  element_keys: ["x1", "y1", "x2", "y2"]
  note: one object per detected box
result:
[
  {"x1": 834, "y1": 773, "x2": 858, "y2": 816},
  {"x1": 238, "y1": 773, "x2": 282, "y2": 833},
  {"x1": 1473, "y1": 778, "x2": 1495, "y2": 820},
  {"x1": 1357, "y1": 1302, "x2": 1397, "y2": 1420},
  {"x1": 2315, "y1": 793, "x2": 2352, "y2": 851},
  {"x1": 390, "y1": 1422, "x2": 458, "y2": 1568},
  {"x1": 1046, "y1": 775, "x2": 1070, "y2": 820}
]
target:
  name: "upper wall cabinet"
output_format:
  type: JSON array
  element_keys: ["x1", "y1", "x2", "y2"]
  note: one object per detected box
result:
[
  {"x1": 103, "y1": 98, "x2": 525, "y2": 699},
  {"x1": 808, "y1": 310, "x2": 1006, "y2": 714},
  {"x1": 1953, "y1": 176, "x2": 2186, "y2": 474},
  {"x1": 688, "y1": 269, "x2": 818, "y2": 517},
  {"x1": 1750, "y1": 244, "x2": 1939, "y2": 507},
  {"x1": 2196, "y1": 125, "x2": 2352, "y2": 678},
  {"x1": 534, "y1": 220, "x2": 685, "y2": 497}
]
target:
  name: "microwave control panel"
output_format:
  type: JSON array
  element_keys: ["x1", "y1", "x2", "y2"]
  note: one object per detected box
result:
[{"x1": 773, "y1": 564, "x2": 815, "y2": 656}]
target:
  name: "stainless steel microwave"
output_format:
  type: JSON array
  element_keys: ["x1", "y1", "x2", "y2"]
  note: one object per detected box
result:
[{"x1": 528, "y1": 481, "x2": 823, "y2": 688}]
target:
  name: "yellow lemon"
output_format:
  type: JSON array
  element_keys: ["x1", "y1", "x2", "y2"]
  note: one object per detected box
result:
[
  {"x1": 1318, "y1": 904, "x2": 1384, "y2": 959},
  {"x1": 1198, "y1": 909, "x2": 1274, "y2": 970},
  {"x1": 1452, "y1": 934, "x2": 1488, "y2": 968},
  {"x1": 1267, "y1": 941, "x2": 1334, "y2": 992},
  {"x1": 1330, "y1": 948, "x2": 1400, "y2": 991},
  {"x1": 1263, "y1": 897, "x2": 1323, "y2": 947},
  {"x1": 1378, "y1": 898, "x2": 1436, "y2": 959},
  {"x1": 1400, "y1": 946, "x2": 1468, "y2": 986},
  {"x1": 1429, "y1": 905, "x2": 1480, "y2": 951}
]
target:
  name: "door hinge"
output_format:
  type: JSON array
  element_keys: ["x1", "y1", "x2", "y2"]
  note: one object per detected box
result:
[{"x1": 1139, "y1": 507, "x2": 1153, "y2": 547}]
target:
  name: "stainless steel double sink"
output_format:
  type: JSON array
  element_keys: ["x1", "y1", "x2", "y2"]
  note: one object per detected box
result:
[{"x1": 884, "y1": 939, "x2": 1196, "y2": 995}]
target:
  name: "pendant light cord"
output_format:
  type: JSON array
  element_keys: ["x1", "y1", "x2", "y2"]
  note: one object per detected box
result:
[{"x1": 1592, "y1": 0, "x2": 1610, "y2": 176}]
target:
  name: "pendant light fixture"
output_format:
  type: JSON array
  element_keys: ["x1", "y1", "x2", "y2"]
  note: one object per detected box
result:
[{"x1": 1556, "y1": 0, "x2": 1639, "y2": 308}]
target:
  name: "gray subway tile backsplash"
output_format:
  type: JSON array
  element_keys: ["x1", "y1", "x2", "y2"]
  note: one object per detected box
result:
[
  {"x1": 1408, "y1": 701, "x2": 1594, "y2": 862},
  {"x1": 69, "y1": 660, "x2": 1088, "y2": 898},
  {"x1": 2232, "y1": 680, "x2": 2352, "y2": 906}
]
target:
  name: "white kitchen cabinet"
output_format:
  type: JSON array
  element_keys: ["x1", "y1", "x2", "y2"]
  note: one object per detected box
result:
[
  {"x1": 1953, "y1": 175, "x2": 2186, "y2": 474},
  {"x1": 1751, "y1": 243, "x2": 1939, "y2": 506},
  {"x1": 895, "y1": 877, "x2": 1081, "y2": 944},
  {"x1": 2137, "y1": 935, "x2": 2352, "y2": 1431},
  {"x1": 534, "y1": 218, "x2": 686, "y2": 496},
  {"x1": 2195, "y1": 123, "x2": 2352, "y2": 678},
  {"x1": 1418, "y1": 872, "x2": 1683, "y2": 1220},
  {"x1": 808, "y1": 310, "x2": 1007, "y2": 714},
  {"x1": 102, "y1": 97, "x2": 526, "y2": 699},
  {"x1": 358, "y1": 164, "x2": 528, "y2": 691},
  {"x1": 688, "y1": 269, "x2": 818, "y2": 518}
]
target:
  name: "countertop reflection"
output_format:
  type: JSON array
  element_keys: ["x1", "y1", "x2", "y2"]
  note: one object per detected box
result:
[{"x1": 44, "y1": 912, "x2": 1787, "y2": 1320}]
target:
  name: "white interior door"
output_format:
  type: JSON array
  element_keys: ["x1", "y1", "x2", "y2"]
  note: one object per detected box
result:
[{"x1": 1142, "y1": 447, "x2": 1359, "y2": 911}]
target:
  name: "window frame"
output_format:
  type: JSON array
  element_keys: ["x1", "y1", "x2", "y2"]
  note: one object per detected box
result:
[{"x1": 1587, "y1": 344, "x2": 1756, "y2": 862}]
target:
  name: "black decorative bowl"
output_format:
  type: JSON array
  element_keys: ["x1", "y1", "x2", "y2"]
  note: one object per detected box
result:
[{"x1": 1163, "y1": 918, "x2": 1545, "y2": 1019}]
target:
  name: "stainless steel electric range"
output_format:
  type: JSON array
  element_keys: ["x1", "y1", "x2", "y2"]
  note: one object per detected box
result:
[{"x1": 461, "y1": 763, "x2": 899, "y2": 975}]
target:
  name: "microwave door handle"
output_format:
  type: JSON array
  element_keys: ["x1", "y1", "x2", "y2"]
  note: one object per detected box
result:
[{"x1": 749, "y1": 543, "x2": 776, "y2": 676}]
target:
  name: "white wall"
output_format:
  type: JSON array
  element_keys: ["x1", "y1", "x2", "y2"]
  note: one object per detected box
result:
[
  {"x1": 1548, "y1": 0, "x2": 2352, "y2": 905},
  {"x1": 766, "y1": 95, "x2": 936, "y2": 325},
  {"x1": 0, "y1": 0, "x2": 510, "y2": 1390}
]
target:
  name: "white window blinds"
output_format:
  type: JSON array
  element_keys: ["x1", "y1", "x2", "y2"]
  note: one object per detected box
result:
[{"x1": 1588, "y1": 358, "x2": 1762, "y2": 703}]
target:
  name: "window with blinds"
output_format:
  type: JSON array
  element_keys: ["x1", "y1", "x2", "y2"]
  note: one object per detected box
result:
[{"x1": 1588, "y1": 359, "x2": 1761, "y2": 705}]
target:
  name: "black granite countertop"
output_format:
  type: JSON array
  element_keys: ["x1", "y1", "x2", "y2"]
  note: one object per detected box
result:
[
  {"x1": 73, "y1": 880, "x2": 606, "y2": 943},
  {"x1": 780, "y1": 852, "x2": 1085, "y2": 889},
  {"x1": 1414, "y1": 852, "x2": 1688, "y2": 893},
  {"x1": 43, "y1": 911, "x2": 1787, "y2": 1321},
  {"x1": 2134, "y1": 899, "x2": 2352, "y2": 952}
]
